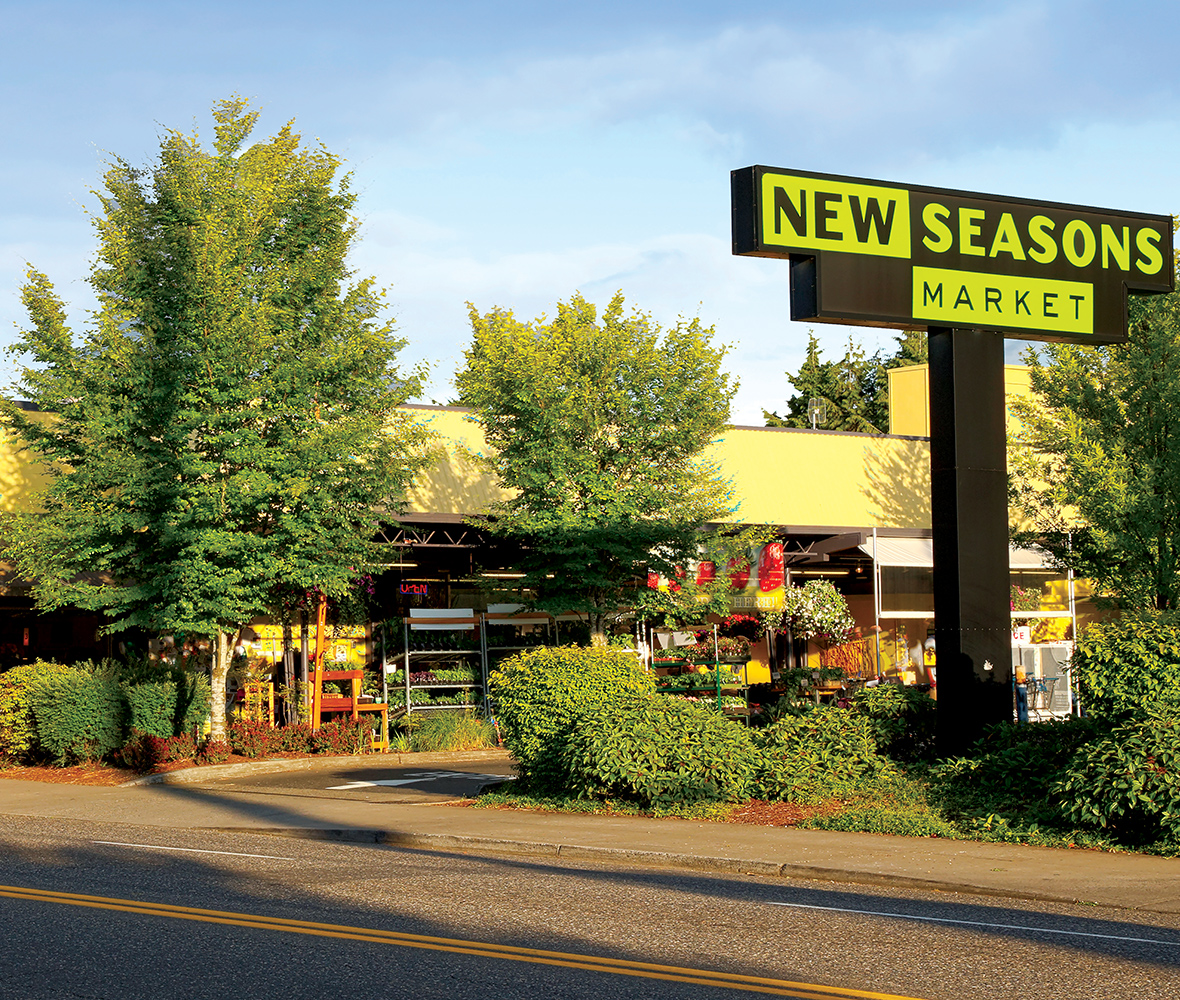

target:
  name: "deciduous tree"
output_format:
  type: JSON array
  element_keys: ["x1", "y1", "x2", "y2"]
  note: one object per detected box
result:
[
  {"x1": 1010, "y1": 276, "x2": 1180, "y2": 610},
  {"x1": 456, "y1": 292, "x2": 736, "y2": 643},
  {"x1": 4, "y1": 98, "x2": 430, "y2": 739}
]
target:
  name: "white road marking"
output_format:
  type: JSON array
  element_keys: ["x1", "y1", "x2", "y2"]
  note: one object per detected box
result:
[
  {"x1": 93, "y1": 841, "x2": 293, "y2": 861},
  {"x1": 326, "y1": 771, "x2": 515, "y2": 790},
  {"x1": 766, "y1": 900, "x2": 1180, "y2": 946}
]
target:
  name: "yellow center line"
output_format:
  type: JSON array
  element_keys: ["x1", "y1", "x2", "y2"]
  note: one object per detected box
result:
[{"x1": 0, "y1": 884, "x2": 929, "y2": 1000}]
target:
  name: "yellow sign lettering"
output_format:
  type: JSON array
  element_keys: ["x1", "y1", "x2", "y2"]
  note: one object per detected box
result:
[
  {"x1": 1136, "y1": 227, "x2": 1164, "y2": 274},
  {"x1": 1027, "y1": 215, "x2": 1057, "y2": 264},
  {"x1": 760, "y1": 172, "x2": 910, "y2": 258},
  {"x1": 922, "y1": 202, "x2": 952, "y2": 253},
  {"x1": 1101, "y1": 224, "x2": 1130, "y2": 270},
  {"x1": 913, "y1": 267, "x2": 1094, "y2": 335},
  {"x1": 959, "y1": 208, "x2": 986, "y2": 257},
  {"x1": 1062, "y1": 219, "x2": 1096, "y2": 267},
  {"x1": 989, "y1": 213, "x2": 1026, "y2": 260}
]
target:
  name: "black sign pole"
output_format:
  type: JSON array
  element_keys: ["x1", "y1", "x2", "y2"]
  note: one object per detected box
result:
[{"x1": 928, "y1": 326, "x2": 1013, "y2": 755}]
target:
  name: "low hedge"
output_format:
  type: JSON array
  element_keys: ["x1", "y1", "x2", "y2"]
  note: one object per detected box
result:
[
  {"x1": 1072, "y1": 611, "x2": 1180, "y2": 720},
  {"x1": 0, "y1": 659, "x2": 212, "y2": 765},
  {"x1": 1053, "y1": 711, "x2": 1180, "y2": 845}
]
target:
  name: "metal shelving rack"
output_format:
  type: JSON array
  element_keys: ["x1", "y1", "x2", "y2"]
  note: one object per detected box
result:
[{"x1": 398, "y1": 609, "x2": 484, "y2": 717}]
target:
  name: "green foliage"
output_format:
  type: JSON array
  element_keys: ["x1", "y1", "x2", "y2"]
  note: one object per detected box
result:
[
  {"x1": 929, "y1": 717, "x2": 1104, "y2": 827},
  {"x1": 3, "y1": 97, "x2": 431, "y2": 741},
  {"x1": 407, "y1": 711, "x2": 496, "y2": 752},
  {"x1": 0, "y1": 661, "x2": 75, "y2": 762},
  {"x1": 1010, "y1": 280, "x2": 1180, "y2": 609},
  {"x1": 563, "y1": 696, "x2": 759, "y2": 807},
  {"x1": 1053, "y1": 712, "x2": 1180, "y2": 844},
  {"x1": 473, "y1": 788, "x2": 735, "y2": 821},
  {"x1": 752, "y1": 706, "x2": 893, "y2": 802},
  {"x1": 1071, "y1": 610, "x2": 1180, "y2": 719},
  {"x1": 488, "y1": 645, "x2": 654, "y2": 791},
  {"x1": 851, "y1": 684, "x2": 937, "y2": 761},
  {"x1": 25, "y1": 669, "x2": 127, "y2": 764},
  {"x1": 456, "y1": 291, "x2": 737, "y2": 640},
  {"x1": 764, "y1": 329, "x2": 926, "y2": 433},
  {"x1": 122, "y1": 675, "x2": 211, "y2": 738}
]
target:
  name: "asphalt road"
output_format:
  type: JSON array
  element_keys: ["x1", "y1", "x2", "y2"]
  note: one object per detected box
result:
[
  {"x1": 1, "y1": 814, "x2": 1179, "y2": 1000},
  {"x1": 168, "y1": 756, "x2": 519, "y2": 803}
]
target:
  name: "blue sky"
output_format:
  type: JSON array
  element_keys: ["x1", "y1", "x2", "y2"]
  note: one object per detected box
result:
[{"x1": 3, "y1": 1, "x2": 1179, "y2": 424}]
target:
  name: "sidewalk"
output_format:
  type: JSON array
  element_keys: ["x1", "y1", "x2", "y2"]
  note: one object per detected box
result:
[{"x1": 1, "y1": 752, "x2": 1177, "y2": 915}]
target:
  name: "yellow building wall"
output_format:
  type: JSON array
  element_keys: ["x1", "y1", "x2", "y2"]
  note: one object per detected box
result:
[
  {"x1": 400, "y1": 405, "x2": 931, "y2": 529},
  {"x1": 2, "y1": 402, "x2": 939, "y2": 530},
  {"x1": 887, "y1": 364, "x2": 1034, "y2": 439},
  {"x1": 0, "y1": 415, "x2": 55, "y2": 514}
]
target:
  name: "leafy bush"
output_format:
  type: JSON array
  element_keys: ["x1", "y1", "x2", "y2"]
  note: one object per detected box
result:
[
  {"x1": 851, "y1": 684, "x2": 936, "y2": 761},
  {"x1": 274, "y1": 723, "x2": 314, "y2": 753},
  {"x1": 1053, "y1": 711, "x2": 1180, "y2": 845},
  {"x1": 488, "y1": 646, "x2": 653, "y2": 791},
  {"x1": 563, "y1": 696, "x2": 759, "y2": 807},
  {"x1": 122, "y1": 674, "x2": 210, "y2": 738},
  {"x1": 311, "y1": 717, "x2": 372, "y2": 755},
  {"x1": 228, "y1": 720, "x2": 280, "y2": 759},
  {"x1": 929, "y1": 717, "x2": 1104, "y2": 826},
  {"x1": 753, "y1": 706, "x2": 893, "y2": 802},
  {"x1": 408, "y1": 711, "x2": 496, "y2": 752},
  {"x1": 1073, "y1": 610, "x2": 1180, "y2": 719},
  {"x1": 0, "y1": 661, "x2": 75, "y2": 762},
  {"x1": 117, "y1": 730, "x2": 198, "y2": 771},
  {"x1": 25, "y1": 668, "x2": 127, "y2": 764},
  {"x1": 198, "y1": 740, "x2": 232, "y2": 764}
]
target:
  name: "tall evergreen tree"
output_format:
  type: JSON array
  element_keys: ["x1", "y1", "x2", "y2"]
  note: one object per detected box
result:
[
  {"x1": 764, "y1": 329, "x2": 927, "y2": 433},
  {"x1": 3, "y1": 98, "x2": 430, "y2": 739}
]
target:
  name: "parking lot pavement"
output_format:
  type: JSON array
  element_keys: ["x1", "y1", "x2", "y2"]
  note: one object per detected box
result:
[{"x1": 173, "y1": 755, "x2": 518, "y2": 803}]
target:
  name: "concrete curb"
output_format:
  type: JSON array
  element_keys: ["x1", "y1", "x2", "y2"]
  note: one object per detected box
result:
[
  {"x1": 121, "y1": 748, "x2": 513, "y2": 787},
  {"x1": 215, "y1": 826, "x2": 1093, "y2": 910}
]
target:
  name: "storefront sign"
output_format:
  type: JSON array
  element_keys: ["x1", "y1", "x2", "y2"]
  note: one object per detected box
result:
[{"x1": 731, "y1": 166, "x2": 1173, "y2": 344}]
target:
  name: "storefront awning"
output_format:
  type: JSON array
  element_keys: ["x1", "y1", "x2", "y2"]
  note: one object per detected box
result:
[{"x1": 857, "y1": 537, "x2": 1055, "y2": 569}]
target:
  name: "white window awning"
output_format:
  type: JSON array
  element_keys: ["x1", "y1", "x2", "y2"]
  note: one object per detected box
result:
[{"x1": 858, "y1": 537, "x2": 1056, "y2": 570}]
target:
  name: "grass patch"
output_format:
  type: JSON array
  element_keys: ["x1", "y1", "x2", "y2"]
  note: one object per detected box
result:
[
  {"x1": 397, "y1": 711, "x2": 498, "y2": 753},
  {"x1": 472, "y1": 789, "x2": 738, "y2": 821}
]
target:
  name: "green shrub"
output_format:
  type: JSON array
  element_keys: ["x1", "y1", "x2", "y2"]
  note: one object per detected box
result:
[
  {"x1": 0, "y1": 660, "x2": 75, "y2": 762},
  {"x1": 753, "y1": 706, "x2": 893, "y2": 802},
  {"x1": 275, "y1": 723, "x2": 314, "y2": 753},
  {"x1": 851, "y1": 684, "x2": 936, "y2": 761},
  {"x1": 409, "y1": 711, "x2": 496, "y2": 752},
  {"x1": 1053, "y1": 711, "x2": 1180, "y2": 845},
  {"x1": 563, "y1": 696, "x2": 759, "y2": 807},
  {"x1": 488, "y1": 646, "x2": 654, "y2": 791},
  {"x1": 1073, "y1": 610, "x2": 1180, "y2": 719},
  {"x1": 930, "y1": 717, "x2": 1104, "y2": 824},
  {"x1": 123, "y1": 674, "x2": 210, "y2": 738},
  {"x1": 25, "y1": 668, "x2": 128, "y2": 764}
]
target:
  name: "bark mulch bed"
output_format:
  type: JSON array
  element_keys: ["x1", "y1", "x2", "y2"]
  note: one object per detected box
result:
[{"x1": 725, "y1": 799, "x2": 842, "y2": 826}]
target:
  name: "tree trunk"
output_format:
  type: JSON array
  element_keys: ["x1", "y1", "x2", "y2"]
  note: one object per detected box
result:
[
  {"x1": 281, "y1": 619, "x2": 295, "y2": 726},
  {"x1": 589, "y1": 611, "x2": 608, "y2": 647},
  {"x1": 209, "y1": 630, "x2": 231, "y2": 742}
]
